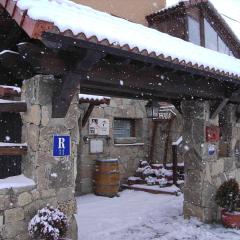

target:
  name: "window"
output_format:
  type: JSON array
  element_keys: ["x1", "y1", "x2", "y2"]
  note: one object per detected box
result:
[
  {"x1": 204, "y1": 18, "x2": 218, "y2": 51},
  {"x1": 113, "y1": 119, "x2": 135, "y2": 138},
  {"x1": 204, "y1": 18, "x2": 232, "y2": 56},
  {"x1": 188, "y1": 16, "x2": 201, "y2": 45},
  {"x1": 218, "y1": 36, "x2": 230, "y2": 55}
]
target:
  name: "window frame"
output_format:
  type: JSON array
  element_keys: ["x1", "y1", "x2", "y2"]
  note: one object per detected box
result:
[
  {"x1": 187, "y1": 15, "x2": 201, "y2": 46},
  {"x1": 186, "y1": 10, "x2": 233, "y2": 57},
  {"x1": 113, "y1": 118, "x2": 136, "y2": 139}
]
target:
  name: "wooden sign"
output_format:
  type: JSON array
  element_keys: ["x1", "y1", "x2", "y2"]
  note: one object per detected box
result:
[{"x1": 157, "y1": 108, "x2": 176, "y2": 120}]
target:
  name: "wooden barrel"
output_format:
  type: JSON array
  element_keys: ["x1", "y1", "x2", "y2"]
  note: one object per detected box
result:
[{"x1": 94, "y1": 159, "x2": 120, "y2": 197}]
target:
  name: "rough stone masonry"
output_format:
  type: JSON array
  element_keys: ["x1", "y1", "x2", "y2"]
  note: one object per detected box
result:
[
  {"x1": 0, "y1": 75, "x2": 79, "y2": 240},
  {"x1": 182, "y1": 101, "x2": 240, "y2": 222}
]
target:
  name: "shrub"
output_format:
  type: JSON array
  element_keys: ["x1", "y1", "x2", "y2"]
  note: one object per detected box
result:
[
  {"x1": 28, "y1": 206, "x2": 68, "y2": 240},
  {"x1": 215, "y1": 179, "x2": 239, "y2": 212}
]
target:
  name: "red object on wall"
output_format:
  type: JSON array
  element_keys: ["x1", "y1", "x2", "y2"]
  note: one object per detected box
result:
[{"x1": 206, "y1": 126, "x2": 220, "y2": 142}]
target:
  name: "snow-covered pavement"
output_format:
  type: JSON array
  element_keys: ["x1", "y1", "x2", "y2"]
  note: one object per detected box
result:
[{"x1": 76, "y1": 190, "x2": 240, "y2": 240}]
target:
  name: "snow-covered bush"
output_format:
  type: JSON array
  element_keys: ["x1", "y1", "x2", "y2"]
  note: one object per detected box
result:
[
  {"x1": 145, "y1": 176, "x2": 156, "y2": 185},
  {"x1": 215, "y1": 179, "x2": 239, "y2": 212},
  {"x1": 28, "y1": 206, "x2": 68, "y2": 240},
  {"x1": 159, "y1": 178, "x2": 168, "y2": 188}
]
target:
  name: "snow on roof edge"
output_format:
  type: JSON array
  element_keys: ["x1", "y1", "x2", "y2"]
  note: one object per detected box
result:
[
  {"x1": 12, "y1": 0, "x2": 240, "y2": 78},
  {"x1": 79, "y1": 94, "x2": 111, "y2": 101}
]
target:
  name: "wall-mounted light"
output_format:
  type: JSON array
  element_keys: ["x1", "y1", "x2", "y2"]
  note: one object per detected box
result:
[
  {"x1": 83, "y1": 136, "x2": 90, "y2": 144},
  {"x1": 145, "y1": 100, "x2": 160, "y2": 118}
]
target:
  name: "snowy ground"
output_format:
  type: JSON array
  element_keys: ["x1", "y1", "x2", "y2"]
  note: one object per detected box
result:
[{"x1": 76, "y1": 190, "x2": 240, "y2": 240}]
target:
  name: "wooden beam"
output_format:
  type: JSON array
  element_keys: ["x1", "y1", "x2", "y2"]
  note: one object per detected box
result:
[
  {"x1": 0, "y1": 100, "x2": 27, "y2": 112},
  {"x1": 172, "y1": 144, "x2": 178, "y2": 186},
  {"x1": 149, "y1": 121, "x2": 158, "y2": 163},
  {"x1": 79, "y1": 80, "x2": 180, "y2": 101},
  {"x1": 0, "y1": 50, "x2": 33, "y2": 79},
  {"x1": 79, "y1": 61, "x2": 229, "y2": 102},
  {"x1": 52, "y1": 73, "x2": 80, "y2": 118},
  {"x1": 82, "y1": 103, "x2": 95, "y2": 128},
  {"x1": 0, "y1": 143, "x2": 27, "y2": 156},
  {"x1": 163, "y1": 119, "x2": 173, "y2": 168},
  {"x1": 52, "y1": 49, "x2": 105, "y2": 118},
  {"x1": 171, "y1": 100, "x2": 182, "y2": 114},
  {"x1": 17, "y1": 42, "x2": 67, "y2": 75},
  {"x1": 210, "y1": 98, "x2": 229, "y2": 119},
  {"x1": 12, "y1": 41, "x2": 240, "y2": 105},
  {"x1": 42, "y1": 32, "x2": 240, "y2": 84}
]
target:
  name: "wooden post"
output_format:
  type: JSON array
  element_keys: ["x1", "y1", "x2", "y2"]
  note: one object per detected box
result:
[
  {"x1": 82, "y1": 103, "x2": 95, "y2": 128},
  {"x1": 149, "y1": 121, "x2": 158, "y2": 163},
  {"x1": 163, "y1": 118, "x2": 173, "y2": 168},
  {"x1": 172, "y1": 144, "x2": 178, "y2": 186}
]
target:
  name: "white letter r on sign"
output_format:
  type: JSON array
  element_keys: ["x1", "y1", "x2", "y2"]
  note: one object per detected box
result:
[{"x1": 58, "y1": 138, "x2": 65, "y2": 149}]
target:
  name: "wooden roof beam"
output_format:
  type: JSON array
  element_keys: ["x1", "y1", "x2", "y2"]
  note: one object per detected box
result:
[
  {"x1": 42, "y1": 32, "x2": 240, "y2": 84},
  {"x1": 0, "y1": 99, "x2": 27, "y2": 112},
  {"x1": 17, "y1": 42, "x2": 67, "y2": 76},
  {"x1": 210, "y1": 98, "x2": 229, "y2": 119},
  {"x1": 0, "y1": 143, "x2": 27, "y2": 156},
  {"x1": 0, "y1": 50, "x2": 33, "y2": 79},
  {"x1": 82, "y1": 103, "x2": 95, "y2": 128},
  {"x1": 52, "y1": 49, "x2": 105, "y2": 118}
]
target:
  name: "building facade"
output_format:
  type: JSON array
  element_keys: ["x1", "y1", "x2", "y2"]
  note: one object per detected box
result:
[{"x1": 72, "y1": 0, "x2": 166, "y2": 25}]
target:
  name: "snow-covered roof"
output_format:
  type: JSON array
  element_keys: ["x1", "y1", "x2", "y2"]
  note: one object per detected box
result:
[
  {"x1": 79, "y1": 94, "x2": 110, "y2": 104},
  {"x1": 3, "y1": 0, "x2": 240, "y2": 79},
  {"x1": 79, "y1": 94, "x2": 110, "y2": 101},
  {"x1": 164, "y1": 0, "x2": 240, "y2": 42},
  {"x1": 0, "y1": 85, "x2": 21, "y2": 93}
]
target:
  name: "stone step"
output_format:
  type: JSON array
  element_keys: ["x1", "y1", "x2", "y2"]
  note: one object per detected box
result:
[{"x1": 122, "y1": 184, "x2": 181, "y2": 196}]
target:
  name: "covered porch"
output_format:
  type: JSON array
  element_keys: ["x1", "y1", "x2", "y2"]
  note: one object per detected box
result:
[{"x1": 0, "y1": 0, "x2": 240, "y2": 239}]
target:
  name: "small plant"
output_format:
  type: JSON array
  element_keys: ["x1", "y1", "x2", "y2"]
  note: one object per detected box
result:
[
  {"x1": 28, "y1": 206, "x2": 68, "y2": 240},
  {"x1": 215, "y1": 179, "x2": 239, "y2": 212}
]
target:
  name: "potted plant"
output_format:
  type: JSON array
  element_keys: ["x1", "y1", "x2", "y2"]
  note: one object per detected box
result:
[
  {"x1": 215, "y1": 178, "x2": 240, "y2": 228},
  {"x1": 28, "y1": 206, "x2": 69, "y2": 240}
]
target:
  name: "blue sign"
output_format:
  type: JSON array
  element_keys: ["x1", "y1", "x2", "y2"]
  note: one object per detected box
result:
[
  {"x1": 53, "y1": 135, "x2": 71, "y2": 157},
  {"x1": 208, "y1": 144, "x2": 215, "y2": 156}
]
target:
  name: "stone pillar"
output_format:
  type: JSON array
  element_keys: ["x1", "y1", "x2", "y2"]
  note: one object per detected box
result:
[
  {"x1": 21, "y1": 75, "x2": 80, "y2": 239},
  {"x1": 219, "y1": 104, "x2": 240, "y2": 179},
  {"x1": 182, "y1": 101, "x2": 219, "y2": 222}
]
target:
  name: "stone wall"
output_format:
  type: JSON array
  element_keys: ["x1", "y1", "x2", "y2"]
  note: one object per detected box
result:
[
  {"x1": 75, "y1": 98, "x2": 185, "y2": 195},
  {"x1": 0, "y1": 75, "x2": 79, "y2": 240},
  {"x1": 182, "y1": 101, "x2": 240, "y2": 222},
  {"x1": 75, "y1": 98, "x2": 150, "y2": 195}
]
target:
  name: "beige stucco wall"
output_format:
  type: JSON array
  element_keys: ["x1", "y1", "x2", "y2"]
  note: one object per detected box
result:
[{"x1": 71, "y1": 0, "x2": 166, "y2": 25}]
